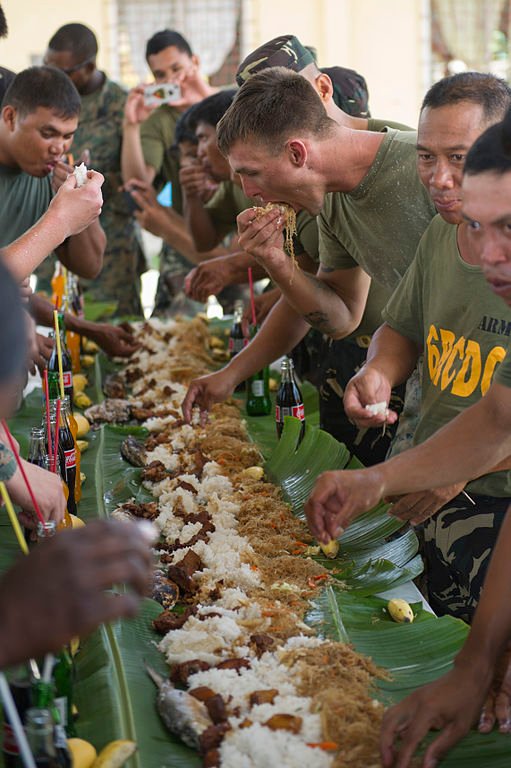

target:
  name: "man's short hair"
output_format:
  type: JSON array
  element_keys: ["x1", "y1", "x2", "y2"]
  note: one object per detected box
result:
[
  {"x1": 421, "y1": 72, "x2": 511, "y2": 123},
  {"x1": 172, "y1": 103, "x2": 200, "y2": 151},
  {"x1": 48, "y1": 23, "x2": 98, "y2": 62},
  {"x1": 217, "y1": 68, "x2": 335, "y2": 156},
  {"x1": 465, "y1": 107, "x2": 511, "y2": 177},
  {"x1": 0, "y1": 4, "x2": 7, "y2": 39},
  {"x1": 187, "y1": 89, "x2": 237, "y2": 133},
  {"x1": 145, "y1": 29, "x2": 192, "y2": 60},
  {"x1": 3, "y1": 66, "x2": 81, "y2": 120}
]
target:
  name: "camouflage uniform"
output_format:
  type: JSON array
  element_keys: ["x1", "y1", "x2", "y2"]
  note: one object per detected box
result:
[{"x1": 73, "y1": 76, "x2": 145, "y2": 317}]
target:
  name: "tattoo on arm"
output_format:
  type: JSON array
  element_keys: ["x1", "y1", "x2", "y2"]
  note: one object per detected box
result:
[{"x1": 303, "y1": 311, "x2": 339, "y2": 335}]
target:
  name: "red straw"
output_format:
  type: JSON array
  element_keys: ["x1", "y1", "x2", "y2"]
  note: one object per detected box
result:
[
  {"x1": 52, "y1": 399, "x2": 61, "y2": 474},
  {"x1": 1, "y1": 421, "x2": 45, "y2": 526},
  {"x1": 43, "y1": 369, "x2": 52, "y2": 460},
  {"x1": 248, "y1": 267, "x2": 256, "y2": 327}
]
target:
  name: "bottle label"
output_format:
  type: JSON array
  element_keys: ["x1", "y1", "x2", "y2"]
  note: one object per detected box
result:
[
  {"x1": 64, "y1": 449, "x2": 76, "y2": 469},
  {"x1": 251, "y1": 380, "x2": 265, "y2": 397},
  {"x1": 276, "y1": 403, "x2": 305, "y2": 422},
  {"x1": 229, "y1": 337, "x2": 246, "y2": 354},
  {"x1": 54, "y1": 696, "x2": 68, "y2": 727},
  {"x1": 2, "y1": 722, "x2": 19, "y2": 755},
  {"x1": 63, "y1": 371, "x2": 73, "y2": 388}
]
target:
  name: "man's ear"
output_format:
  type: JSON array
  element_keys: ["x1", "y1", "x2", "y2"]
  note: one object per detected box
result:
[
  {"x1": 315, "y1": 72, "x2": 334, "y2": 103},
  {"x1": 286, "y1": 139, "x2": 308, "y2": 168},
  {"x1": 2, "y1": 104, "x2": 16, "y2": 131},
  {"x1": 191, "y1": 53, "x2": 200, "y2": 70}
]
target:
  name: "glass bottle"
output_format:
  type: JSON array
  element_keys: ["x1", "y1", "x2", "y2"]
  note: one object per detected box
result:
[
  {"x1": 47, "y1": 315, "x2": 73, "y2": 406},
  {"x1": 63, "y1": 281, "x2": 81, "y2": 375},
  {"x1": 48, "y1": 401, "x2": 74, "y2": 526},
  {"x1": 2, "y1": 665, "x2": 32, "y2": 767},
  {"x1": 246, "y1": 325, "x2": 272, "y2": 417},
  {"x1": 50, "y1": 262, "x2": 65, "y2": 310},
  {"x1": 31, "y1": 680, "x2": 72, "y2": 767},
  {"x1": 276, "y1": 357, "x2": 305, "y2": 440},
  {"x1": 24, "y1": 708, "x2": 60, "y2": 768},
  {"x1": 64, "y1": 396, "x2": 81, "y2": 503},
  {"x1": 53, "y1": 650, "x2": 76, "y2": 739},
  {"x1": 229, "y1": 300, "x2": 247, "y2": 393},
  {"x1": 27, "y1": 427, "x2": 49, "y2": 469}
]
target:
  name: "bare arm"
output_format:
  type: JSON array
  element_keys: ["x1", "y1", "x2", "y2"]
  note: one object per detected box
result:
[
  {"x1": 55, "y1": 218, "x2": 105, "y2": 280},
  {"x1": 121, "y1": 88, "x2": 157, "y2": 185},
  {"x1": 237, "y1": 207, "x2": 370, "y2": 338}
]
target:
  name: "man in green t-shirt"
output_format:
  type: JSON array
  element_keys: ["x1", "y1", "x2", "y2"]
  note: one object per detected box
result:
[
  {"x1": 342, "y1": 73, "x2": 511, "y2": 622},
  {"x1": 45, "y1": 23, "x2": 144, "y2": 317},
  {"x1": 121, "y1": 29, "x2": 217, "y2": 312}
]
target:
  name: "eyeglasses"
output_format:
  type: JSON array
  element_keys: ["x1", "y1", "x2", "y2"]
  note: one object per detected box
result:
[{"x1": 44, "y1": 55, "x2": 95, "y2": 75}]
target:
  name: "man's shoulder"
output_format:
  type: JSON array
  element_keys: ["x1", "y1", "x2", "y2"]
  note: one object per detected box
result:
[{"x1": 144, "y1": 103, "x2": 179, "y2": 130}]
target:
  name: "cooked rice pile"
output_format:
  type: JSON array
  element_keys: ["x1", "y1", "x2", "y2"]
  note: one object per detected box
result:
[{"x1": 113, "y1": 317, "x2": 387, "y2": 768}]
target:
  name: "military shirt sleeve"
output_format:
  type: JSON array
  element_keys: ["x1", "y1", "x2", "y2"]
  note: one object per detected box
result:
[
  {"x1": 0, "y1": 441, "x2": 16, "y2": 482},
  {"x1": 381, "y1": 245, "x2": 425, "y2": 345},
  {"x1": 295, "y1": 211, "x2": 318, "y2": 261},
  {"x1": 140, "y1": 111, "x2": 166, "y2": 173},
  {"x1": 318, "y1": 209, "x2": 358, "y2": 269}
]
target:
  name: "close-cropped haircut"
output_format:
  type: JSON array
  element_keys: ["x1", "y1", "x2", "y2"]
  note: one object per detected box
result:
[
  {"x1": 146, "y1": 29, "x2": 192, "y2": 60},
  {"x1": 187, "y1": 89, "x2": 237, "y2": 133},
  {"x1": 465, "y1": 107, "x2": 511, "y2": 177},
  {"x1": 3, "y1": 66, "x2": 81, "y2": 119},
  {"x1": 217, "y1": 67, "x2": 335, "y2": 156},
  {"x1": 0, "y1": 5, "x2": 7, "y2": 38},
  {"x1": 421, "y1": 71, "x2": 511, "y2": 123},
  {"x1": 48, "y1": 23, "x2": 98, "y2": 61}
]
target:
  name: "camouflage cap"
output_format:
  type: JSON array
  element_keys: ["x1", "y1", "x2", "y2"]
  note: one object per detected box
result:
[{"x1": 236, "y1": 35, "x2": 315, "y2": 86}]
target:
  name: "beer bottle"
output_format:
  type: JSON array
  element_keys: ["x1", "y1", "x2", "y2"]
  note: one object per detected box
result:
[
  {"x1": 53, "y1": 649, "x2": 76, "y2": 739},
  {"x1": 24, "y1": 708, "x2": 60, "y2": 768},
  {"x1": 47, "y1": 316, "x2": 73, "y2": 406},
  {"x1": 276, "y1": 357, "x2": 305, "y2": 440},
  {"x1": 246, "y1": 326, "x2": 272, "y2": 417},
  {"x1": 27, "y1": 427, "x2": 49, "y2": 469},
  {"x1": 2, "y1": 666, "x2": 32, "y2": 767},
  {"x1": 31, "y1": 679, "x2": 72, "y2": 767}
]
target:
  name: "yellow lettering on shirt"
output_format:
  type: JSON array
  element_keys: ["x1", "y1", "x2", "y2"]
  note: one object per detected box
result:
[{"x1": 426, "y1": 324, "x2": 506, "y2": 398}]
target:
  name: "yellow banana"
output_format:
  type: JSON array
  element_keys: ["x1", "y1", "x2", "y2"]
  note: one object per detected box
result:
[
  {"x1": 320, "y1": 539, "x2": 340, "y2": 559},
  {"x1": 387, "y1": 598, "x2": 414, "y2": 624},
  {"x1": 92, "y1": 740, "x2": 137, "y2": 768}
]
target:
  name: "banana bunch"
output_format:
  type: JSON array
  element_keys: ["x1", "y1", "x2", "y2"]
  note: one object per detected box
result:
[{"x1": 67, "y1": 738, "x2": 137, "y2": 768}]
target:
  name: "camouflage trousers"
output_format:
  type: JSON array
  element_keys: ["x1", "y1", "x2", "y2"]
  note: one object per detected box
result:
[
  {"x1": 318, "y1": 337, "x2": 405, "y2": 466},
  {"x1": 422, "y1": 493, "x2": 510, "y2": 623}
]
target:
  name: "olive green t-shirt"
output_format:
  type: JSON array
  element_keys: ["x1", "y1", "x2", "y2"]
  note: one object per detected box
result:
[
  {"x1": 383, "y1": 215, "x2": 511, "y2": 497},
  {"x1": 495, "y1": 349, "x2": 511, "y2": 387},
  {"x1": 319, "y1": 129, "x2": 436, "y2": 292},
  {"x1": 140, "y1": 104, "x2": 183, "y2": 214},
  {"x1": 0, "y1": 165, "x2": 53, "y2": 248}
]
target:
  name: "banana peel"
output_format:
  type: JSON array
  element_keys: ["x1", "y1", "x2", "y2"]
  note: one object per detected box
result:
[
  {"x1": 387, "y1": 598, "x2": 414, "y2": 624},
  {"x1": 92, "y1": 740, "x2": 137, "y2": 767},
  {"x1": 319, "y1": 539, "x2": 340, "y2": 559}
]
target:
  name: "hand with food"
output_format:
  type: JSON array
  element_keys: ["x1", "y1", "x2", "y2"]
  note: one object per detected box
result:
[
  {"x1": 344, "y1": 365, "x2": 399, "y2": 429},
  {"x1": 48, "y1": 170, "x2": 104, "y2": 239},
  {"x1": 179, "y1": 162, "x2": 215, "y2": 201},
  {"x1": 86, "y1": 323, "x2": 140, "y2": 358},
  {"x1": 237, "y1": 205, "x2": 290, "y2": 271},
  {"x1": 29, "y1": 332, "x2": 54, "y2": 376},
  {"x1": 182, "y1": 369, "x2": 238, "y2": 424},
  {"x1": 184, "y1": 260, "x2": 232, "y2": 302},
  {"x1": 305, "y1": 468, "x2": 384, "y2": 544},
  {"x1": 0, "y1": 519, "x2": 153, "y2": 668},
  {"x1": 8, "y1": 460, "x2": 66, "y2": 527}
]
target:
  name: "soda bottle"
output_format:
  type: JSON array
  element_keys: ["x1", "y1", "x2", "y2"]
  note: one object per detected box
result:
[
  {"x1": 2, "y1": 666, "x2": 32, "y2": 767},
  {"x1": 63, "y1": 396, "x2": 81, "y2": 502},
  {"x1": 27, "y1": 427, "x2": 49, "y2": 469},
  {"x1": 47, "y1": 315, "x2": 73, "y2": 406},
  {"x1": 64, "y1": 279, "x2": 81, "y2": 375},
  {"x1": 24, "y1": 708, "x2": 60, "y2": 768},
  {"x1": 229, "y1": 300, "x2": 247, "y2": 393},
  {"x1": 48, "y1": 401, "x2": 74, "y2": 525},
  {"x1": 246, "y1": 326, "x2": 272, "y2": 417},
  {"x1": 31, "y1": 679, "x2": 72, "y2": 767},
  {"x1": 50, "y1": 262, "x2": 65, "y2": 310},
  {"x1": 53, "y1": 649, "x2": 76, "y2": 739},
  {"x1": 276, "y1": 357, "x2": 305, "y2": 440}
]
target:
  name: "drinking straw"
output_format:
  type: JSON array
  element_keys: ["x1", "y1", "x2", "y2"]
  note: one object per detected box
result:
[
  {"x1": 0, "y1": 482, "x2": 28, "y2": 555},
  {"x1": 52, "y1": 399, "x2": 61, "y2": 475},
  {"x1": 42, "y1": 654, "x2": 54, "y2": 684},
  {"x1": 42, "y1": 369, "x2": 52, "y2": 461},
  {"x1": 53, "y1": 310, "x2": 65, "y2": 400},
  {"x1": 248, "y1": 267, "x2": 257, "y2": 327},
  {"x1": 1, "y1": 421, "x2": 45, "y2": 526},
  {"x1": 0, "y1": 673, "x2": 37, "y2": 768}
]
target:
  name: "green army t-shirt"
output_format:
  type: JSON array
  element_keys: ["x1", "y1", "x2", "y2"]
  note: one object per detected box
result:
[
  {"x1": 495, "y1": 348, "x2": 511, "y2": 387},
  {"x1": 140, "y1": 104, "x2": 183, "y2": 214},
  {"x1": 383, "y1": 214, "x2": 511, "y2": 497},
  {"x1": 367, "y1": 118, "x2": 413, "y2": 132},
  {"x1": 319, "y1": 129, "x2": 436, "y2": 293},
  {"x1": 0, "y1": 165, "x2": 52, "y2": 248}
]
